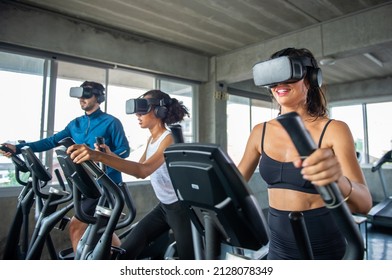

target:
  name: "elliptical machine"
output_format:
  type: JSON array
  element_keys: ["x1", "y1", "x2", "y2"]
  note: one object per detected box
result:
[
  {"x1": 1, "y1": 144, "x2": 32, "y2": 259},
  {"x1": 164, "y1": 143, "x2": 270, "y2": 260},
  {"x1": 21, "y1": 147, "x2": 73, "y2": 260},
  {"x1": 56, "y1": 137, "x2": 136, "y2": 260},
  {"x1": 367, "y1": 150, "x2": 392, "y2": 228},
  {"x1": 1, "y1": 144, "x2": 73, "y2": 260},
  {"x1": 164, "y1": 113, "x2": 365, "y2": 260},
  {"x1": 56, "y1": 124, "x2": 198, "y2": 260},
  {"x1": 56, "y1": 136, "x2": 178, "y2": 260}
]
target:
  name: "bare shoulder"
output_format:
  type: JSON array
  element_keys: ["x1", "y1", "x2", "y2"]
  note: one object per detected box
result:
[
  {"x1": 250, "y1": 122, "x2": 265, "y2": 140},
  {"x1": 324, "y1": 119, "x2": 354, "y2": 146},
  {"x1": 328, "y1": 119, "x2": 352, "y2": 134},
  {"x1": 252, "y1": 122, "x2": 264, "y2": 133},
  {"x1": 245, "y1": 122, "x2": 265, "y2": 152}
]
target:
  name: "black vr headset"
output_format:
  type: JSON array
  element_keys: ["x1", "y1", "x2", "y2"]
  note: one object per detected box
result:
[
  {"x1": 253, "y1": 55, "x2": 322, "y2": 89},
  {"x1": 126, "y1": 98, "x2": 169, "y2": 118},
  {"x1": 69, "y1": 86, "x2": 105, "y2": 103}
]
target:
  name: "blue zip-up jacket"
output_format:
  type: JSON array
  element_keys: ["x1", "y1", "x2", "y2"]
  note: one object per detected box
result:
[{"x1": 15, "y1": 108, "x2": 130, "y2": 184}]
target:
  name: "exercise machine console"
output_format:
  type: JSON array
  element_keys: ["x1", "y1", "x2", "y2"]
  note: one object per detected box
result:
[{"x1": 164, "y1": 143, "x2": 270, "y2": 260}]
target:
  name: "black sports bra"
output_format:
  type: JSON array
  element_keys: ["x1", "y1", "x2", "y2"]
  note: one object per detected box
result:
[{"x1": 259, "y1": 119, "x2": 333, "y2": 194}]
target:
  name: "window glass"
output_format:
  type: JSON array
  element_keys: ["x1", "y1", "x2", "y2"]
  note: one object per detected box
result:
[
  {"x1": 227, "y1": 95, "x2": 277, "y2": 165},
  {"x1": 366, "y1": 102, "x2": 392, "y2": 163},
  {"x1": 0, "y1": 52, "x2": 44, "y2": 187},
  {"x1": 55, "y1": 62, "x2": 106, "y2": 131},
  {"x1": 251, "y1": 100, "x2": 279, "y2": 128},
  {"x1": 227, "y1": 95, "x2": 251, "y2": 164},
  {"x1": 160, "y1": 79, "x2": 194, "y2": 143},
  {"x1": 49, "y1": 62, "x2": 107, "y2": 184},
  {"x1": 106, "y1": 84, "x2": 150, "y2": 182},
  {"x1": 0, "y1": 52, "x2": 193, "y2": 186},
  {"x1": 330, "y1": 105, "x2": 365, "y2": 163},
  {"x1": 0, "y1": 53, "x2": 44, "y2": 142}
]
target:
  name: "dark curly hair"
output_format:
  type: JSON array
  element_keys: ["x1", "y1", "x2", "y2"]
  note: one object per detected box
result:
[
  {"x1": 271, "y1": 47, "x2": 328, "y2": 118},
  {"x1": 142, "y1": 89, "x2": 190, "y2": 125}
]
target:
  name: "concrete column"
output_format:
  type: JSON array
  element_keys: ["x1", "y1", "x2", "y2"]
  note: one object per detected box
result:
[{"x1": 198, "y1": 57, "x2": 227, "y2": 150}]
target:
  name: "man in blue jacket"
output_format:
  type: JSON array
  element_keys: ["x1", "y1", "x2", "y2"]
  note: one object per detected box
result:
[{"x1": 1, "y1": 81, "x2": 130, "y2": 253}]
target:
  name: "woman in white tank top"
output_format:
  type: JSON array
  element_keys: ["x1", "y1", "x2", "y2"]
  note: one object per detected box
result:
[{"x1": 67, "y1": 89, "x2": 194, "y2": 259}]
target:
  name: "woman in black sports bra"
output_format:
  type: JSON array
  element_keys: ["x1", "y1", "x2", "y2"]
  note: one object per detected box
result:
[{"x1": 238, "y1": 47, "x2": 372, "y2": 259}]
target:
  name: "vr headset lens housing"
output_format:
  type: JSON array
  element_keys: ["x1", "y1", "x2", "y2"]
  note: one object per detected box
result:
[
  {"x1": 126, "y1": 98, "x2": 151, "y2": 115},
  {"x1": 253, "y1": 56, "x2": 307, "y2": 88},
  {"x1": 125, "y1": 98, "x2": 160, "y2": 115},
  {"x1": 69, "y1": 87, "x2": 95, "y2": 99},
  {"x1": 126, "y1": 98, "x2": 164, "y2": 115}
]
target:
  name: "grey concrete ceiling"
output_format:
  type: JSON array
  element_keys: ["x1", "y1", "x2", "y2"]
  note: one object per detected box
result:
[{"x1": 10, "y1": 0, "x2": 392, "y2": 94}]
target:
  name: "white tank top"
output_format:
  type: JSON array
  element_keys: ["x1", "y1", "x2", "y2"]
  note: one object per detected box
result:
[{"x1": 146, "y1": 130, "x2": 178, "y2": 204}]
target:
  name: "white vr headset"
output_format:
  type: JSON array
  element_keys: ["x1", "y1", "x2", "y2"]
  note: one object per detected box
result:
[{"x1": 253, "y1": 56, "x2": 322, "y2": 88}]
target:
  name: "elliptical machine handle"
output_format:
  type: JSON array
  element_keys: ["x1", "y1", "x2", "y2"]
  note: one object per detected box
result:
[
  {"x1": 168, "y1": 124, "x2": 185, "y2": 144},
  {"x1": 277, "y1": 111, "x2": 364, "y2": 260},
  {"x1": 371, "y1": 150, "x2": 392, "y2": 172},
  {"x1": 0, "y1": 144, "x2": 29, "y2": 173},
  {"x1": 58, "y1": 137, "x2": 106, "y2": 179},
  {"x1": 95, "y1": 137, "x2": 107, "y2": 172},
  {"x1": 95, "y1": 137, "x2": 106, "y2": 153}
]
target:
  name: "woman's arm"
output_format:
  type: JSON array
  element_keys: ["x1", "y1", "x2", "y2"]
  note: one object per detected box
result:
[
  {"x1": 237, "y1": 123, "x2": 263, "y2": 181},
  {"x1": 298, "y1": 120, "x2": 372, "y2": 214},
  {"x1": 68, "y1": 134, "x2": 173, "y2": 179}
]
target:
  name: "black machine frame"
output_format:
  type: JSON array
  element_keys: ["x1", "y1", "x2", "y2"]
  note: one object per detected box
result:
[
  {"x1": 367, "y1": 150, "x2": 392, "y2": 228},
  {"x1": 2, "y1": 145, "x2": 73, "y2": 260},
  {"x1": 164, "y1": 143, "x2": 270, "y2": 260}
]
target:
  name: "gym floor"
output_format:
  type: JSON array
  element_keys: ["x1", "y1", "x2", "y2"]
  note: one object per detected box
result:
[{"x1": 361, "y1": 223, "x2": 392, "y2": 260}]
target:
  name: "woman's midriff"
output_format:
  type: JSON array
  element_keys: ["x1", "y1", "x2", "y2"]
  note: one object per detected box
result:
[{"x1": 268, "y1": 188, "x2": 325, "y2": 211}]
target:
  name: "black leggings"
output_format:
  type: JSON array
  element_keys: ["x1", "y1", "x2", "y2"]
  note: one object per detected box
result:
[
  {"x1": 118, "y1": 201, "x2": 195, "y2": 260},
  {"x1": 267, "y1": 207, "x2": 346, "y2": 260}
]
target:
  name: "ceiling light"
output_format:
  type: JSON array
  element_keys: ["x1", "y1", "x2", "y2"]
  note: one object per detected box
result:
[
  {"x1": 319, "y1": 57, "x2": 336, "y2": 66},
  {"x1": 363, "y1": 53, "x2": 383, "y2": 67}
]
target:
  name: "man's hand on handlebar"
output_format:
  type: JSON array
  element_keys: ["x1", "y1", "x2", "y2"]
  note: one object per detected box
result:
[{"x1": 0, "y1": 143, "x2": 17, "y2": 158}]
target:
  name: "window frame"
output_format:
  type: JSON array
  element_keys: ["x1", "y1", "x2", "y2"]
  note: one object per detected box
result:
[{"x1": 0, "y1": 48, "x2": 196, "y2": 190}]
